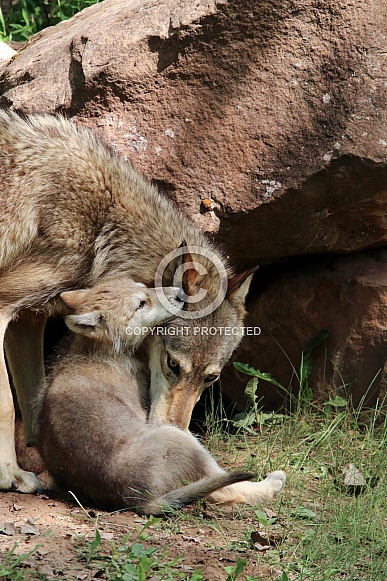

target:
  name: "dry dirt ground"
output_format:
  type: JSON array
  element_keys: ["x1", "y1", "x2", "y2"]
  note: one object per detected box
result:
[{"x1": 0, "y1": 488, "x2": 285, "y2": 580}]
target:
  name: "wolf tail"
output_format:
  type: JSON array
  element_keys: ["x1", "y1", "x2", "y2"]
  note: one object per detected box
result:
[{"x1": 139, "y1": 471, "x2": 256, "y2": 516}]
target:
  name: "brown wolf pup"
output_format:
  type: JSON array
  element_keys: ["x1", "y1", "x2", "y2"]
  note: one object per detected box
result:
[
  {"x1": 0, "y1": 111, "x2": 255, "y2": 493},
  {"x1": 38, "y1": 279, "x2": 286, "y2": 515}
]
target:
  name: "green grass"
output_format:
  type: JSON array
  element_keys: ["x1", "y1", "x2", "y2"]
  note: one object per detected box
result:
[
  {"x1": 203, "y1": 393, "x2": 387, "y2": 581},
  {"x1": 0, "y1": 543, "x2": 40, "y2": 580},
  {"x1": 76, "y1": 518, "x2": 247, "y2": 581},
  {"x1": 0, "y1": 0, "x2": 102, "y2": 42},
  {"x1": 79, "y1": 529, "x2": 199, "y2": 580},
  {"x1": 277, "y1": 415, "x2": 386, "y2": 580}
]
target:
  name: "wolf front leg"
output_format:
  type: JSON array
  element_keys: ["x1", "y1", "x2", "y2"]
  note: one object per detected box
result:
[
  {"x1": 5, "y1": 311, "x2": 48, "y2": 447},
  {"x1": 0, "y1": 313, "x2": 42, "y2": 492}
]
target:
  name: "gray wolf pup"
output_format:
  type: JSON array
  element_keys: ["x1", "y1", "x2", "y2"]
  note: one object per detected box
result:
[
  {"x1": 38, "y1": 278, "x2": 286, "y2": 515},
  {"x1": 0, "y1": 110, "x2": 254, "y2": 493}
]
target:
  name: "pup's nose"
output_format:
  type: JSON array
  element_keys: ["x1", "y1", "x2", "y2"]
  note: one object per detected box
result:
[{"x1": 169, "y1": 286, "x2": 185, "y2": 303}]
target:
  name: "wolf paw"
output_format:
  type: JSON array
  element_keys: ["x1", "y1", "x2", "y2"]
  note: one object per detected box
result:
[{"x1": 0, "y1": 466, "x2": 42, "y2": 494}]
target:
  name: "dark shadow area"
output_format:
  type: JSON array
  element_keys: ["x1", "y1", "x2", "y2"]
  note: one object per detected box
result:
[
  {"x1": 189, "y1": 382, "x2": 237, "y2": 434},
  {"x1": 43, "y1": 317, "x2": 70, "y2": 370},
  {"x1": 67, "y1": 36, "x2": 89, "y2": 116},
  {"x1": 216, "y1": 156, "x2": 387, "y2": 267}
]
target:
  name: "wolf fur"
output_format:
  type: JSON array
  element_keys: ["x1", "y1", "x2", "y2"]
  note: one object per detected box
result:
[
  {"x1": 38, "y1": 279, "x2": 285, "y2": 515},
  {"x1": 0, "y1": 110, "x2": 254, "y2": 493}
]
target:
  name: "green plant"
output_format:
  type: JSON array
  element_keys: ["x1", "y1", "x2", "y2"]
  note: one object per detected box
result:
[
  {"x1": 0, "y1": 0, "x2": 102, "y2": 41},
  {"x1": 224, "y1": 558, "x2": 247, "y2": 580},
  {"x1": 0, "y1": 543, "x2": 40, "y2": 579},
  {"x1": 276, "y1": 573, "x2": 290, "y2": 581},
  {"x1": 78, "y1": 516, "x2": 210, "y2": 581},
  {"x1": 104, "y1": 541, "x2": 179, "y2": 581},
  {"x1": 254, "y1": 508, "x2": 278, "y2": 528},
  {"x1": 84, "y1": 528, "x2": 102, "y2": 564},
  {"x1": 232, "y1": 329, "x2": 329, "y2": 427},
  {"x1": 230, "y1": 365, "x2": 286, "y2": 432}
]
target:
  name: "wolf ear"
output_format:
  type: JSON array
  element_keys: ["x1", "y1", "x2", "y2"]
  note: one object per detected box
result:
[
  {"x1": 60, "y1": 289, "x2": 90, "y2": 310},
  {"x1": 226, "y1": 267, "x2": 258, "y2": 305},
  {"x1": 64, "y1": 312, "x2": 102, "y2": 334},
  {"x1": 163, "y1": 241, "x2": 202, "y2": 295},
  {"x1": 180, "y1": 244, "x2": 203, "y2": 296}
]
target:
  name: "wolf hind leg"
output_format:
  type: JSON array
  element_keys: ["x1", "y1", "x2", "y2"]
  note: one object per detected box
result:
[
  {"x1": 207, "y1": 470, "x2": 286, "y2": 506},
  {"x1": 0, "y1": 313, "x2": 42, "y2": 493},
  {"x1": 139, "y1": 471, "x2": 255, "y2": 516},
  {"x1": 115, "y1": 424, "x2": 250, "y2": 514}
]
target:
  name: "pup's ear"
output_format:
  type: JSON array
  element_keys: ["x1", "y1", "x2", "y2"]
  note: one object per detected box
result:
[
  {"x1": 65, "y1": 312, "x2": 102, "y2": 335},
  {"x1": 226, "y1": 267, "x2": 258, "y2": 305},
  {"x1": 60, "y1": 289, "x2": 90, "y2": 311}
]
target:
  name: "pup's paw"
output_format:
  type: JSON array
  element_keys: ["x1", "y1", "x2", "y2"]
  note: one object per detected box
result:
[{"x1": 264, "y1": 470, "x2": 286, "y2": 497}]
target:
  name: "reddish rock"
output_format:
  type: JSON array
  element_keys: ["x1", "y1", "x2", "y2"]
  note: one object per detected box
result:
[
  {"x1": 221, "y1": 250, "x2": 387, "y2": 410},
  {"x1": 0, "y1": 0, "x2": 386, "y2": 263}
]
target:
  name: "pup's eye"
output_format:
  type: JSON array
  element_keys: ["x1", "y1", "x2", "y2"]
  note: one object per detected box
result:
[
  {"x1": 137, "y1": 300, "x2": 146, "y2": 309},
  {"x1": 204, "y1": 374, "x2": 219, "y2": 385},
  {"x1": 167, "y1": 354, "x2": 180, "y2": 376}
]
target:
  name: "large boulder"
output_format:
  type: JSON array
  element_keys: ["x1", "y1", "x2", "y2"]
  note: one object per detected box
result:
[
  {"x1": 0, "y1": 0, "x2": 386, "y2": 264},
  {"x1": 221, "y1": 250, "x2": 387, "y2": 410}
]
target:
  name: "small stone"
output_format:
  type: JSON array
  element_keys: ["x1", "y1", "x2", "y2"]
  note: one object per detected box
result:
[
  {"x1": 20, "y1": 521, "x2": 40, "y2": 535},
  {"x1": 0, "y1": 522, "x2": 15, "y2": 536}
]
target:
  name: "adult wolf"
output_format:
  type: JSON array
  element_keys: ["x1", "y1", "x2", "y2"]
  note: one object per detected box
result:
[
  {"x1": 0, "y1": 110, "x2": 255, "y2": 493},
  {"x1": 38, "y1": 278, "x2": 285, "y2": 515}
]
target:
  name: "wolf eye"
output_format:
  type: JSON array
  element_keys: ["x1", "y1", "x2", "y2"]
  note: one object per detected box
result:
[
  {"x1": 204, "y1": 374, "x2": 219, "y2": 385},
  {"x1": 167, "y1": 354, "x2": 180, "y2": 376}
]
